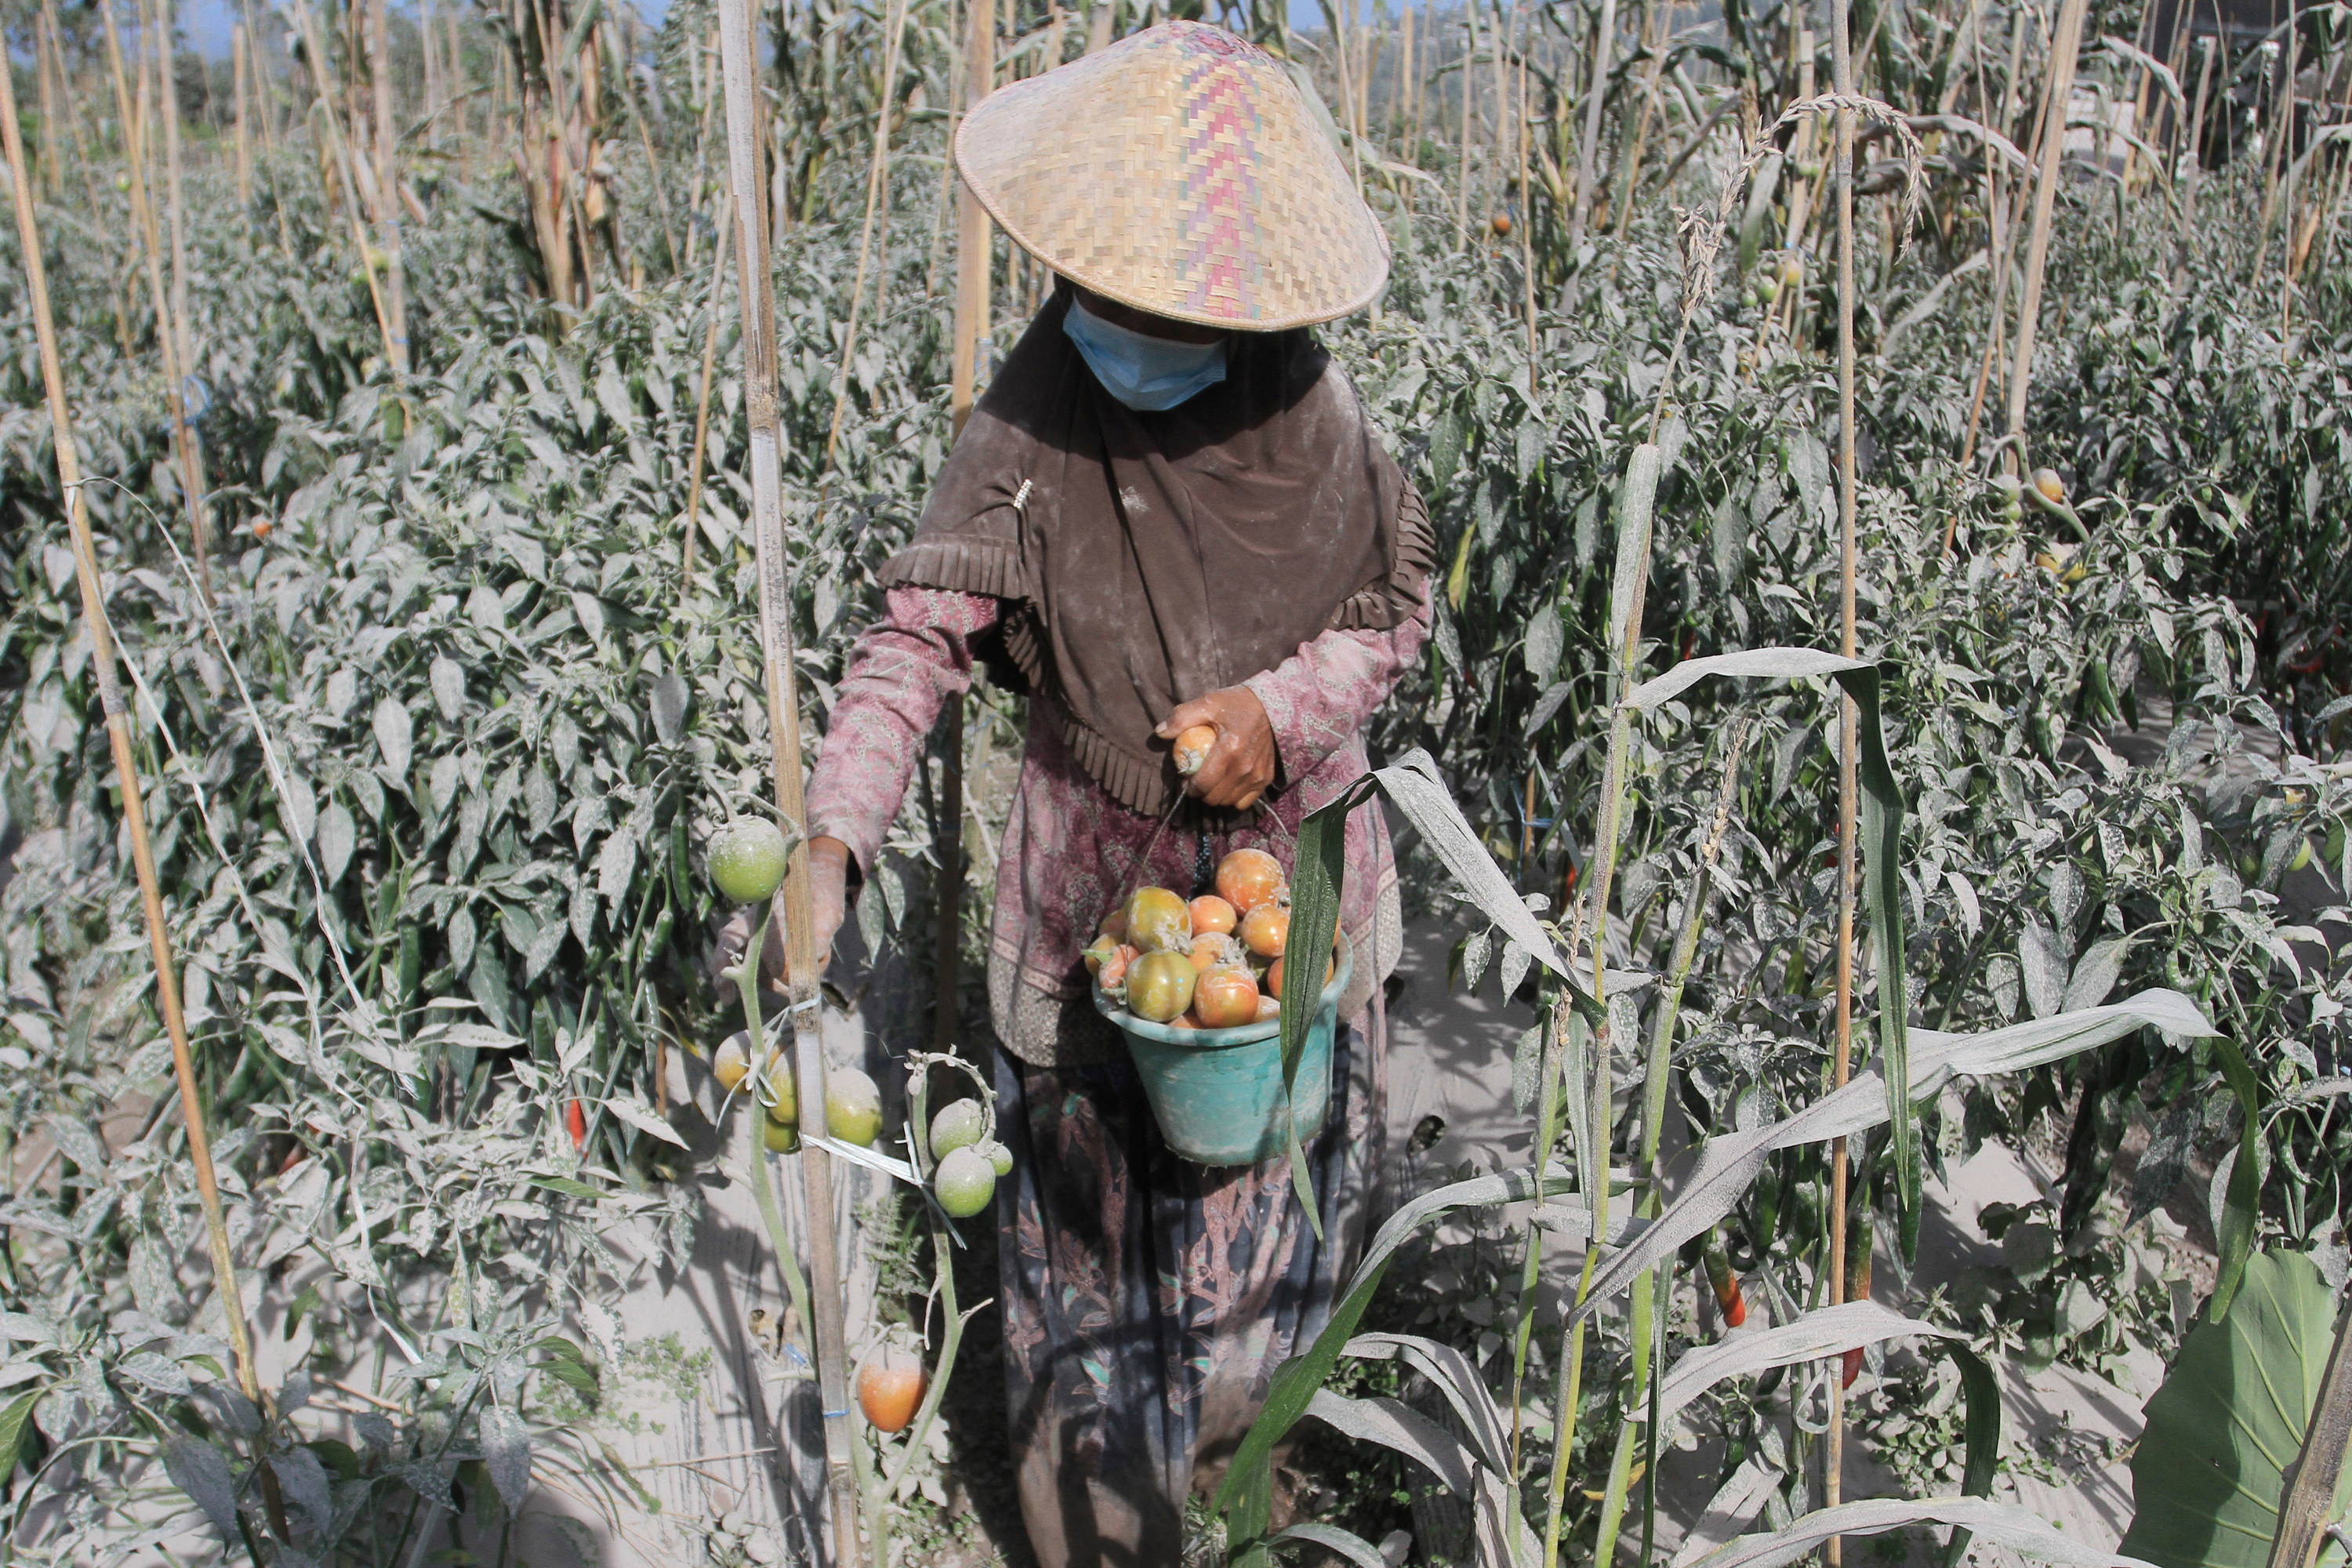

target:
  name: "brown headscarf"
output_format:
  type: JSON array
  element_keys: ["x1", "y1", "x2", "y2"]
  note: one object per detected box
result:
[{"x1": 880, "y1": 286, "x2": 1435, "y2": 818}]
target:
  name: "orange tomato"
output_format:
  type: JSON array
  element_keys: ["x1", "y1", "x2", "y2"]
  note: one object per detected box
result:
[
  {"x1": 1240, "y1": 903, "x2": 1290, "y2": 958},
  {"x1": 1189, "y1": 895, "x2": 1238, "y2": 938},
  {"x1": 858, "y1": 1355, "x2": 927, "y2": 1433},
  {"x1": 1173, "y1": 724, "x2": 1218, "y2": 775},
  {"x1": 1189, "y1": 933, "x2": 1240, "y2": 975},
  {"x1": 1266, "y1": 949, "x2": 1334, "y2": 1000},
  {"x1": 1191, "y1": 967, "x2": 1260, "y2": 1028},
  {"x1": 1214, "y1": 849, "x2": 1287, "y2": 914}
]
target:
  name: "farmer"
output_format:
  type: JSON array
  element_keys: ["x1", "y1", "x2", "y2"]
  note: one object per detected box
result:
[{"x1": 798, "y1": 22, "x2": 1431, "y2": 1565}]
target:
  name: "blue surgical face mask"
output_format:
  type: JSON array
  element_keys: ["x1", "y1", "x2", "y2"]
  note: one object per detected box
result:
[{"x1": 1062, "y1": 296, "x2": 1229, "y2": 412}]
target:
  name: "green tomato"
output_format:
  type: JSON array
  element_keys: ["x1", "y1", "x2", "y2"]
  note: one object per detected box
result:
[
  {"x1": 763, "y1": 1117, "x2": 800, "y2": 1154},
  {"x1": 933, "y1": 1145, "x2": 996, "y2": 1218},
  {"x1": 826, "y1": 1065, "x2": 883, "y2": 1149},
  {"x1": 930, "y1": 1100, "x2": 985, "y2": 1160},
  {"x1": 710, "y1": 818, "x2": 790, "y2": 904},
  {"x1": 977, "y1": 1138, "x2": 1014, "y2": 1178}
]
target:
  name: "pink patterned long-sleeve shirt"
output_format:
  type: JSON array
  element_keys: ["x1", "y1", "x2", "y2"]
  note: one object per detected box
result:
[{"x1": 805, "y1": 585, "x2": 1431, "y2": 1065}]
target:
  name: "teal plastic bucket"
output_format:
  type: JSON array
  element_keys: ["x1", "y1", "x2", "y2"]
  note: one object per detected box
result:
[{"x1": 1096, "y1": 935, "x2": 1355, "y2": 1167}]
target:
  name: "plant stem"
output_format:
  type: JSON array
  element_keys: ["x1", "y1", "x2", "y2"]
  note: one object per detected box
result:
[
  {"x1": 1829, "y1": 0, "x2": 1864, "y2": 1541},
  {"x1": 679, "y1": 199, "x2": 733, "y2": 607}
]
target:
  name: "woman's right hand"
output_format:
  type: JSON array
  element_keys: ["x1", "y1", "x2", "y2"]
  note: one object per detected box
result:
[{"x1": 808, "y1": 837, "x2": 852, "y2": 967}]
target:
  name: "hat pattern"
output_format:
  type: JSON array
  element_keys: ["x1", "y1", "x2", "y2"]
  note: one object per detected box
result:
[{"x1": 954, "y1": 21, "x2": 1389, "y2": 330}]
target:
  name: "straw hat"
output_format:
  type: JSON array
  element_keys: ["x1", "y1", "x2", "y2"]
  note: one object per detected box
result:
[{"x1": 953, "y1": 22, "x2": 1388, "y2": 331}]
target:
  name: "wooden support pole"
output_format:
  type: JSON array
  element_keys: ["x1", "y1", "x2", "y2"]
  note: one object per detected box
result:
[
  {"x1": 949, "y1": 0, "x2": 996, "y2": 437},
  {"x1": 367, "y1": 0, "x2": 409, "y2": 372},
  {"x1": 235, "y1": 23, "x2": 254, "y2": 208},
  {"x1": 96, "y1": 0, "x2": 214, "y2": 607},
  {"x1": 2004, "y1": 0, "x2": 2091, "y2": 463},
  {"x1": 1563, "y1": 0, "x2": 1617, "y2": 270},
  {"x1": 716, "y1": 0, "x2": 863, "y2": 1557}
]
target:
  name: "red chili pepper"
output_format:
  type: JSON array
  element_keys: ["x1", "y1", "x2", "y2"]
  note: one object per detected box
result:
[
  {"x1": 566, "y1": 1098, "x2": 587, "y2": 1150},
  {"x1": 1704, "y1": 1244, "x2": 1747, "y2": 1330},
  {"x1": 1842, "y1": 1345, "x2": 1864, "y2": 1388}
]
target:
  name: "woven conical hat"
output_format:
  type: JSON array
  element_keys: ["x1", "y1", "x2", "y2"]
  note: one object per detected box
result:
[{"x1": 954, "y1": 22, "x2": 1388, "y2": 331}]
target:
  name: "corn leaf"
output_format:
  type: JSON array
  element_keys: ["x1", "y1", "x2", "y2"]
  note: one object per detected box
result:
[
  {"x1": 1690, "y1": 1497, "x2": 2161, "y2": 1568},
  {"x1": 1653, "y1": 1301, "x2": 1959, "y2": 1437},
  {"x1": 1570, "y1": 990, "x2": 2216, "y2": 1325}
]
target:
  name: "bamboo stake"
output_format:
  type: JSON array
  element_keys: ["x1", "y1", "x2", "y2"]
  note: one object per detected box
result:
[
  {"x1": 34, "y1": 9, "x2": 59, "y2": 198},
  {"x1": 1456, "y1": 3, "x2": 1476, "y2": 246},
  {"x1": 1519, "y1": 40, "x2": 1537, "y2": 387},
  {"x1": 235, "y1": 24, "x2": 254, "y2": 208},
  {"x1": 1608, "y1": 2, "x2": 1665, "y2": 234},
  {"x1": 1782, "y1": 32, "x2": 1817, "y2": 249},
  {"x1": 1400, "y1": 0, "x2": 1415, "y2": 148},
  {"x1": 2276, "y1": 0, "x2": 2301, "y2": 355},
  {"x1": 367, "y1": 0, "x2": 409, "y2": 373},
  {"x1": 1487, "y1": 0, "x2": 1510, "y2": 205},
  {"x1": 0, "y1": 20, "x2": 267, "y2": 1465},
  {"x1": 680, "y1": 201, "x2": 732, "y2": 606},
  {"x1": 1564, "y1": 0, "x2": 1617, "y2": 269},
  {"x1": 1331, "y1": 0, "x2": 1367, "y2": 196},
  {"x1": 158, "y1": 0, "x2": 203, "y2": 454},
  {"x1": 2003, "y1": 0, "x2": 2091, "y2": 465},
  {"x1": 448, "y1": 6, "x2": 469, "y2": 143},
  {"x1": 717, "y1": 0, "x2": 863, "y2": 1555},
  {"x1": 48, "y1": 2, "x2": 135, "y2": 354},
  {"x1": 949, "y1": 0, "x2": 996, "y2": 437},
  {"x1": 1829, "y1": 0, "x2": 1865, "y2": 1544},
  {"x1": 97, "y1": 0, "x2": 214, "y2": 607},
  {"x1": 289, "y1": 0, "x2": 400, "y2": 360},
  {"x1": 822, "y1": 0, "x2": 909, "y2": 474}
]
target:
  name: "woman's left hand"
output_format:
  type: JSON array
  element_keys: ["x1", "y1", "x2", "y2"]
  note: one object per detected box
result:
[{"x1": 1156, "y1": 688, "x2": 1277, "y2": 811}]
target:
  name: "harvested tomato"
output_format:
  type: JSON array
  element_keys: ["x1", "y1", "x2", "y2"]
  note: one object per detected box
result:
[
  {"x1": 1214, "y1": 849, "x2": 1286, "y2": 914},
  {"x1": 1265, "y1": 949, "x2": 1334, "y2": 1000},
  {"x1": 1240, "y1": 903, "x2": 1290, "y2": 958},
  {"x1": 1124, "y1": 887, "x2": 1192, "y2": 954},
  {"x1": 1189, "y1": 932, "x2": 1241, "y2": 974},
  {"x1": 1254, "y1": 994, "x2": 1280, "y2": 1022},
  {"x1": 858, "y1": 1353, "x2": 927, "y2": 1433},
  {"x1": 1189, "y1": 895, "x2": 1238, "y2": 938},
  {"x1": 1127, "y1": 950, "x2": 1196, "y2": 1022},
  {"x1": 1083, "y1": 935, "x2": 1120, "y2": 974},
  {"x1": 1192, "y1": 967, "x2": 1260, "y2": 1028},
  {"x1": 1172, "y1": 724, "x2": 1218, "y2": 775},
  {"x1": 1098, "y1": 909, "x2": 1128, "y2": 945}
]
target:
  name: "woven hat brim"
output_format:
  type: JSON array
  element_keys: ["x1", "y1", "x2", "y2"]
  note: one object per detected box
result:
[{"x1": 953, "y1": 26, "x2": 1390, "y2": 332}]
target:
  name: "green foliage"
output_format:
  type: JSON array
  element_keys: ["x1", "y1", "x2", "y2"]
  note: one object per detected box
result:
[{"x1": 2122, "y1": 1250, "x2": 2352, "y2": 1568}]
